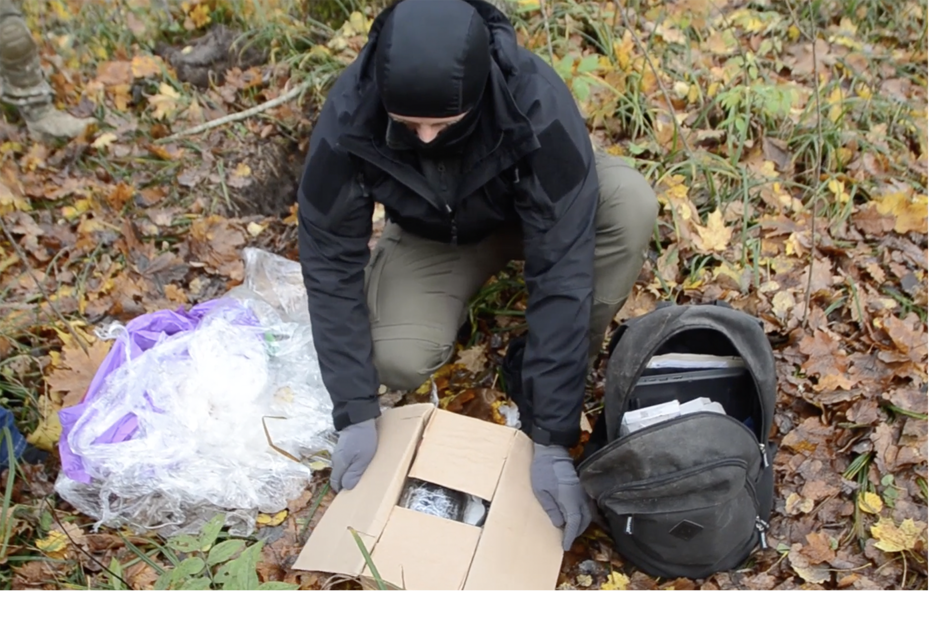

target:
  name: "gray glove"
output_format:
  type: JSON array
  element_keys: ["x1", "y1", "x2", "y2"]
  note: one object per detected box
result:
[
  {"x1": 531, "y1": 443, "x2": 592, "y2": 551},
  {"x1": 330, "y1": 418, "x2": 378, "y2": 493}
]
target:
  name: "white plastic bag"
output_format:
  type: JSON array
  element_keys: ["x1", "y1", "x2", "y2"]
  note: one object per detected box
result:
[{"x1": 54, "y1": 248, "x2": 336, "y2": 537}]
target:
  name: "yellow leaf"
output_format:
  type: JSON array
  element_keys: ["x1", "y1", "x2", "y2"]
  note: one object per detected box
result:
[
  {"x1": 858, "y1": 492, "x2": 884, "y2": 515},
  {"x1": 870, "y1": 517, "x2": 925, "y2": 553},
  {"x1": 62, "y1": 198, "x2": 93, "y2": 221},
  {"x1": 246, "y1": 221, "x2": 266, "y2": 237},
  {"x1": 772, "y1": 290, "x2": 795, "y2": 321},
  {"x1": 876, "y1": 192, "x2": 928, "y2": 234},
  {"x1": 348, "y1": 11, "x2": 369, "y2": 35},
  {"x1": 601, "y1": 571, "x2": 630, "y2": 590},
  {"x1": 36, "y1": 530, "x2": 69, "y2": 559},
  {"x1": 694, "y1": 210, "x2": 733, "y2": 253},
  {"x1": 233, "y1": 162, "x2": 252, "y2": 178},
  {"x1": 147, "y1": 83, "x2": 181, "y2": 120},
  {"x1": 189, "y1": 3, "x2": 212, "y2": 28},
  {"x1": 131, "y1": 55, "x2": 162, "y2": 79},
  {"x1": 613, "y1": 32, "x2": 634, "y2": 70},
  {"x1": 256, "y1": 510, "x2": 288, "y2": 527},
  {"x1": 26, "y1": 397, "x2": 62, "y2": 452},
  {"x1": 91, "y1": 132, "x2": 118, "y2": 150},
  {"x1": 49, "y1": 0, "x2": 71, "y2": 21},
  {"x1": 827, "y1": 179, "x2": 849, "y2": 205}
]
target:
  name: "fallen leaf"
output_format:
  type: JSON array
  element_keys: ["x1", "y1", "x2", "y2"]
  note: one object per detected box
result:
[
  {"x1": 125, "y1": 561, "x2": 160, "y2": 589},
  {"x1": 870, "y1": 517, "x2": 925, "y2": 553},
  {"x1": 869, "y1": 423, "x2": 899, "y2": 476},
  {"x1": 131, "y1": 55, "x2": 163, "y2": 79},
  {"x1": 95, "y1": 60, "x2": 133, "y2": 86},
  {"x1": 147, "y1": 82, "x2": 182, "y2": 120},
  {"x1": 246, "y1": 221, "x2": 267, "y2": 237},
  {"x1": 26, "y1": 397, "x2": 62, "y2": 452},
  {"x1": 786, "y1": 492, "x2": 815, "y2": 515},
  {"x1": 858, "y1": 492, "x2": 884, "y2": 515},
  {"x1": 455, "y1": 345, "x2": 488, "y2": 375},
  {"x1": 793, "y1": 564, "x2": 832, "y2": 584},
  {"x1": 35, "y1": 529, "x2": 69, "y2": 560},
  {"x1": 693, "y1": 210, "x2": 733, "y2": 253},
  {"x1": 91, "y1": 132, "x2": 117, "y2": 149},
  {"x1": 876, "y1": 192, "x2": 928, "y2": 234},
  {"x1": 257, "y1": 510, "x2": 288, "y2": 527},
  {"x1": 188, "y1": 215, "x2": 246, "y2": 280},
  {"x1": 576, "y1": 574, "x2": 593, "y2": 587},
  {"x1": 771, "y1": 290, "x2": 795, "y2": 321},
  {"x1": 801, "y1": 531, "x2": 836, "y2": 564},
  {"x1": 45, "y1": 339, "x2": 113, "y2": 408},
  {"x1": 601, "y1": 571, "x2": 630, "y2": 590}
]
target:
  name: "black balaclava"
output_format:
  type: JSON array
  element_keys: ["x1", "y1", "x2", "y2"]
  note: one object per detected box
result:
[{"x1": 374, "y1": 0, "x2": 492, "y2": 153}]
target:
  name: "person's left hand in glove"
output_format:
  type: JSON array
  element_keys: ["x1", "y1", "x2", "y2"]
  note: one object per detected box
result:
[{"x1": 530, "y1": 443, "x2": 592, "y2": 551}]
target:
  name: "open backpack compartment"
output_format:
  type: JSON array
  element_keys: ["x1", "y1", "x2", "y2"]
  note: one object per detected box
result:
[{"x1": 578, "y1": 301, "x2": 778, "y2": 580}]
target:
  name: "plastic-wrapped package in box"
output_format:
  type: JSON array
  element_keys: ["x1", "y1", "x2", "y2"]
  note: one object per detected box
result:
[{"x1": 400, "y1": 480, "x2": 466, "y2": 522}]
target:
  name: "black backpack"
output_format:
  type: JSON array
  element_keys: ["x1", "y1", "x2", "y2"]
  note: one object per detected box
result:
[{"x1": 502, "y1": 301, "x2": 777, "y2": 580}]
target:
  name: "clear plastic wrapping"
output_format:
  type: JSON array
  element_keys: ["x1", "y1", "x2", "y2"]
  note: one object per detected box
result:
[
  {"x1": 400, "y1": 480, "x2": 466, "y2": 522},
  {"x1": 54, "y1": 248, "x2": 336, "y2": 537}
]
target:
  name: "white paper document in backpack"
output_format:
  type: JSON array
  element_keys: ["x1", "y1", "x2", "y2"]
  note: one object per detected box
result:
[
  {"x1": 620, "y1": 397, "x2": 726, "y2": 437},
  {"x1": 646, "y1": 353, "x2": 746, "y2": 369}
]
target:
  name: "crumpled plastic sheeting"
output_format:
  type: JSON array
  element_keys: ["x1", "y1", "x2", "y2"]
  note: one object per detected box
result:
[{"x1": 54, "y1": 248, "x2": 336, "y2": 537}]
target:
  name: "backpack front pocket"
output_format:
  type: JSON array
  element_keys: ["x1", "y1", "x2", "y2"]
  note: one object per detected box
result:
[{"x1": 598, "y1": 458, "x2": 760, "y2": 570}]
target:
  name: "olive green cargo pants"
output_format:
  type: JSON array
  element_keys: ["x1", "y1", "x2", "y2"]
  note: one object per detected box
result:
[{"x1": 364, "y1": 152, "x2": 659, "y2": 392}]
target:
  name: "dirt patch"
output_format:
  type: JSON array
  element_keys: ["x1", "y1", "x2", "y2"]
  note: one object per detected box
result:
[
  {"x1": 220, "y1": 134, "x2": 304, "y2": 218},
  {"x1": 155, "y1": 25, "x2": 268, "y2": 89}
]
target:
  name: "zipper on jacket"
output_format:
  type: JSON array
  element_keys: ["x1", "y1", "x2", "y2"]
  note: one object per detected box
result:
[
  {"x1": 759, "y1": 443, "x2": 769, "y2": 467},
  {"x1": 445, "y1": 204, "x2": 458, "y2": 245}
]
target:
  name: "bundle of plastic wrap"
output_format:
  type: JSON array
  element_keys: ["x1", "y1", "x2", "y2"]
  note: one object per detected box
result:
[
  {"x1": 400, "y1": 480, "x2": 466, "y2": 522},
  {"x1": 54, "y1": 249, "x2": 336, "y2": 537}
]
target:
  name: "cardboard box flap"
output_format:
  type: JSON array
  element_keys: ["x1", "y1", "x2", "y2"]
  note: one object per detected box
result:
[
  {"x1": 464, "y1": 431, "x2": 564, "y2": 590},
  {"x1": 408, "y1": 409, "x2": 516, "y2": 501},
  {"x1": 364, "y1": 506, "x2": 482, "y2": 590},
  {"x1": 292, "y1": 404, "x2": 433, "y2": 575}
]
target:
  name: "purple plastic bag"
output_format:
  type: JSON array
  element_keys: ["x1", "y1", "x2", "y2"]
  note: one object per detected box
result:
[{"x1": 58, "y1": 298, "x2": 259, "y2": 484}]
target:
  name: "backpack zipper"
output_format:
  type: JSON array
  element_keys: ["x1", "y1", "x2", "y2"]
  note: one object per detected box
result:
[
  {"x1": 755, "y1": 517, "x2": 770, "y2": 549},
  {"x1": 597, "y1": 457, "x2": 748, "y2": 501}
]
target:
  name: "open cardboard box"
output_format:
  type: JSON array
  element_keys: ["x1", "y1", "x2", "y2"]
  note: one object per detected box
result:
[{"x1": 292, "y1": 403, "x2": 564, "y2": 590}]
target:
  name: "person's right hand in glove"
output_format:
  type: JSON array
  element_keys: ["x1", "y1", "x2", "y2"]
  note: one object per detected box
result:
[
  {"x1": 329, "y1": 418, "x2": 378, "y2": 493},
  {"x1": 531, "y1": 443, "x2": 592, "y2": 551}
]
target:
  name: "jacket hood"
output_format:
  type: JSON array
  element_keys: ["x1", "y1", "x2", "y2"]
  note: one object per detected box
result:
[
  {"x1": 374, "y1": 0, "x2": 491, "y2": 118},
  {"x1": 356, "y1": 0, "x2": 521, "y2": 99}
]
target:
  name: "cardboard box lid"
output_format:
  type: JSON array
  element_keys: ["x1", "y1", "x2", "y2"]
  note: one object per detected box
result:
[
  {"x1": 464, "y1": 430, "x2": 564, "y2": 590},
  {"x1": 363, "y1": 506, "x2": 482, "y2": 590},
  {"x1": 408, "y1": 407, "x2": 516, "y2": 501},
  {"x1": 291, "y1": 404, "x2": 432, "y2": 576}
]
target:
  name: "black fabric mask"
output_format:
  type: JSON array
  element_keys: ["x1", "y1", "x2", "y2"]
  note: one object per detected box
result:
[
  {"x1": 375, "y1": 0, "x2": 492, "y2": 121},
  {"x1": 384, "y1": 80, "x2": 487, "y2": 154}
]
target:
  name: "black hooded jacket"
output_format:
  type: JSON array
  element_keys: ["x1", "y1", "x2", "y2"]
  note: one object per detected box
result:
[{"x1": 297, "y1": 0, "x2": 598, "y2": 448}]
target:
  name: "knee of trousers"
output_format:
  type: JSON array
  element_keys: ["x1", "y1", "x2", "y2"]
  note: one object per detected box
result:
[
  {"x1": 371, "y1": 328, "x2": 453, "y2": 393},
  {"x1": 595, "y1": 154, "x2": 660, "y2": 246}
]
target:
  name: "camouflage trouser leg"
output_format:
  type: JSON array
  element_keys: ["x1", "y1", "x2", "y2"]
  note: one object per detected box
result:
[
  {"x1": 0, "y1": 0, "x2": 92, "y2": 139},
  {"x1": 0, "y1": 0, "x2": 51, "y2": 108}
]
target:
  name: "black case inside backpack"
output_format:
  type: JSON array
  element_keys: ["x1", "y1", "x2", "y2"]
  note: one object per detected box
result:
[{"x1": 578, "y1": 301, "x2": 777, "y2": 580}]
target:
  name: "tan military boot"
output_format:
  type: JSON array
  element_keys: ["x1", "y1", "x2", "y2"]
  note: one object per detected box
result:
[{"x1": 0, "y1": 1, "x2": 93, "y2": 140}]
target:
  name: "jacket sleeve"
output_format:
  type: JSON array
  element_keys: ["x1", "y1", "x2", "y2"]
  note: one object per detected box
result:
[
  {"x1": 513, "y1": 73, "x2": 599, "y2": 448},
  {"x1": 297, "y1": 93, "x2": 380, "y2": 432}
]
